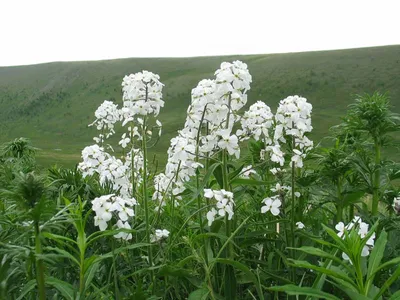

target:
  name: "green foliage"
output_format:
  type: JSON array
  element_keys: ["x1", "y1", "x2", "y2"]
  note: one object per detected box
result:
[
  {"x1": 274, "y1": 225, "x2": 400, "y2": 299},
  {"x1": 1, "y1": 69, "x2": 400, "y2": 299}
]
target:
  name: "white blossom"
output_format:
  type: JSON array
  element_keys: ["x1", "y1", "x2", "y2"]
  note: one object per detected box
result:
[
  {"x1": 296, "y1": 222, "x2": 305, "y2": 229},
  {"x1": 150, "y1": 229, "x2": 170, "y2": 243},
  {"x1": 393, "y1": 197, "x2": 400, "y2": 214},
  {"x1": 240, "y1": 165, "x2": 257, "y2": 178},
  {"x1": 91, "y1": 194, "x2": 137, "y2": 240},
  {"x1": 204, "y1": 189, "x2": 235, "y2": 225},
  {"x1": 261, "y1": 196, "x2": 282, "y2": 216}
]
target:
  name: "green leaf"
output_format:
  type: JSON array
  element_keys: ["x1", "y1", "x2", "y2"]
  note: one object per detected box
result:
[
  {"x1": 388, "y1": 289, "x2": 400, "y2": 300},
  {"x1": 213, "y1": 163, "x2": 224, "y2": 189},
  {"x1": 268, "y1": 285, "x2": 341, "y2": 300},
  {"x1": 94, "y1": 243, "x2": 151, "y2": 263},
  {"x1": 229, "y1": 178, "x2": 269, "y2": 186},
  {"x1": 228, "y1": 164, "x2": 244, "y2": 181},
  {"x1": 213, "y1": 258, "x2": 264, "y2": 300},
  {"x1": 289, "y1": 259, "x2": 356, "y2": 287},
  {"x1": 194, "y1": 232, "x2": 239, "y2": 249},
  {"x1": 292, "y1": 246, "x2": 346, "y2": 267},
  {"x1": 46, "y1": 277, "x2": 76, "y2": 300},
  {"x1": 16, "y1": 279, "x2": 36, "y2": 300},
  {"x1": 84, "y1": 261, "x2": 101, "y2": 293},
  {"x1": 374, "y1": 263, "x2": 400, "y2": 299},
  {"x1": 372, "y1": 256, "x2": 400, "y2": 274},
  {"x1": 322, "y1": 224, "x2": 347, "y2": 250},
  {"x1": 45, "y1": 246, "x2": 80, "y2": 267},
  {"x1": 367, "y1": 231, "x2": 387, "y2": 282},
  {"x1": 188, "y1": 288, "x2": 209, "y2": 300},
  {"x1": 343, "y1": 191, "x2": 365, "y2": 205},
  {"x1": 329, "y1": 280, "x2": 368, "y2": 299},
  {"x1": 200, "y1": 162, "x2": 221, "y2": 191},
  {"x1": 42, "y1": 232, "x2": 77, "y2": 245},
  {"x1": 159, "y1": 265, "x2": 194, "y2": 278}
]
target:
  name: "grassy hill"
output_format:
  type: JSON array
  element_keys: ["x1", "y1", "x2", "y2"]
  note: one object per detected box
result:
[{"x1": 1, "y1": 45, "x2": 400, "y2": 167}]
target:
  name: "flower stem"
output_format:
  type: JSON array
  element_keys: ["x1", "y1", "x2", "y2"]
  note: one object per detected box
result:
[
  {"x1": 112, "y1": 238, "x2": 121, "y2": 299},
  {"x1": 336, "y1": 177, "x2": 343, "y2": 223},
  {"x1": 290, "y1": 134, "x2": 296, "y2": 283},
  {"x1": 372, "y1": 142, "x2": 381, "y2": 216},
  {"x1": 142, "y1": 87, "x2": 154, "y2": 289},
  {"x1": 34, "y1": 222, "x2": 46, "y2": 300}
]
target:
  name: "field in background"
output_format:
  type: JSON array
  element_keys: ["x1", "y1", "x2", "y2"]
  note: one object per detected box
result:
[{"x1": 1, "y1": 45, "x2": 399, "y2": 167}]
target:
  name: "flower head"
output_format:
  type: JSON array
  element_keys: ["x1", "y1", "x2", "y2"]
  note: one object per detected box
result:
[{"x1": 261, "y1": 196, "x2": 281, "y2": 216}]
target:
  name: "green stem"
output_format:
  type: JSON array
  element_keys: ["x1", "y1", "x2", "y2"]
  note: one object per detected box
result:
[
  {"x1": 290, "y1": 134, "x2": 296, "y2": 283},
  {"x1": 34, "y1": 222, "x2": 46, "y2": 300},
  {"x1": 222, "y1": 92, "x2": 236, "y2": 298},
  {"x1": 79, "y1": 248, "x2": 85, "y2": 297},
  {"x1": 336, "y1": 178, "x2": 343, "y2": 223},
  {"x1": 142, "y1": 88, "x2": 154, "y2": 289},
  {"x1": 112, "y1": 239, "x2": 121, "y2": 299},
  {"x1": 130, "y1": 128, "x2": 136, "y2": 199},
  {"x1": 372, "y1": 142, "x2": 381, "y2": 216},
  {"x1": 355, "y1": 259, "x2": 365, "y2": 294}
]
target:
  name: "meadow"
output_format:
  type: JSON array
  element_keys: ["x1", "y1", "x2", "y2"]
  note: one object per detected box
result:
[
  {"x1": 1, "y1": 48, "x2": 400, "y2": 299},
  {"x1": 1, "y1": 45, "x2": 400, "y2": 167}
]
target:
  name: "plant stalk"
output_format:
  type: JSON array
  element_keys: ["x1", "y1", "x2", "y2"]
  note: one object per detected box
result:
[
  {"x1": 372, "y1": 142, "x2": 381, "y2": 216},
  {"x1": 34, "y1": 222, "x2": 46, "y2": 300}
]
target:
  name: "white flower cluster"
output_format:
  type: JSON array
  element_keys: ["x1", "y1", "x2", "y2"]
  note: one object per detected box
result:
[
  {"x1": 89, "y1": 100, "x2": 121, "y2": 143},
  {"x1": 92, "y1": 194, "x2": 137, "y2": 240},
  {"x1": 78, "y1": 145, "x2": 132, "y2": 197},
  {"x1": 239, "y1": 101, "x2": 274, "y2": 143},
  {"x1": 335, "y1": 217, "x2": 376, "y2": 261},
  {"x1": 150, "y1": 229, "x2": 170, "y2": 243},
  {"x1": 265, "y1": 95, "x2": 313, "y2": 168},
  {"x1": 121, "y1": 70, "x2": 164, "y2": 118},
  {"x1": 79, "y1": 70, "x2": 165, "y2": 237},
  {"x1": 152, "y1": 61, "x2": 252, "y2": 210},
  {"x1": 204, "y1": 189, "x2": 235, "y2": 226}
]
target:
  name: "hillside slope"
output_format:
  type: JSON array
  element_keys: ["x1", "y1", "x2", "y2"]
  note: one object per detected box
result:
[{"x1": 1, "y1": 45, "x2": 399, "y2": 167}]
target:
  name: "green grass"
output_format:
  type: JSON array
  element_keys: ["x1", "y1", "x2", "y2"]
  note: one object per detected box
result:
[{"x1": 1, "y1": 45, "x2": 400, "y2": 168}]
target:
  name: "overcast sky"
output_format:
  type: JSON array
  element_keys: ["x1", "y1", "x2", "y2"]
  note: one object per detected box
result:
[{"x1": 1, "y1": 0, "x2": 399, "y2": 67}]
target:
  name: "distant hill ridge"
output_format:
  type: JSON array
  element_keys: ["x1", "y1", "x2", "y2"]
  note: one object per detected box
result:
[{"x1": 1, "y1": 45, "x2": 399, "y2": 166}]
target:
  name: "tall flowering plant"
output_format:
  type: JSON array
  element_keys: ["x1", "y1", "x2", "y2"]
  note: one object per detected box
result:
[{"x1": 78, "y1": 71, "x2": 168, "y2": 282}]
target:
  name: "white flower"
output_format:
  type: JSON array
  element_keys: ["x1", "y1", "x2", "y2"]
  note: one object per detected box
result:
[
  {"x1": 94, "y1": 216, "x2": 108, "y2": 231},
  {"x1": 271, "y1": 183, "x2": 290, "y2": 193},
  {"x1": 114, "y1": 220, "x2": 133, "y2": 240},
  {"x1": 265, "y1": 144, "x2": 285, "y2": 166},
  {"x1": 119, "y1": 133, "x2": 130, "y2": 148},
  {"x1": 241, "y1": 165, "x2": 257, "y2": 178},
  {"x1": 291, "y1": 149, "x2": 306, "y2": 168},
  {"x1": 296, "y1": 222, "x2": 305, "y2": 229},
  {"x1": 91, "y1": 194, "x2": 137, "y2": 235},
  {"x1": 217, "y1": 130, "x2": 240, "y2": 158},
  {"x1": 207, "y1": 208, "x2": 217, "y2": 226},
  {"x1": 204, "y1": 189, "x2": 235, "y2": 226},
  {"x1": 150, "y1": 229, "x2": 170, "y2": 242},
  {"x1": 393, "y1": 197, "x2": 400, "y2": 214},
  {"x1": 261, "y1": 196, "x2": 281, "y2": 216}
]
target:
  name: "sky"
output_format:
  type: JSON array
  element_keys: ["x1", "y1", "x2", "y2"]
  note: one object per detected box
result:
[{"x1": 1, "y1": 0, "x2": 399, "y2": 67}]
